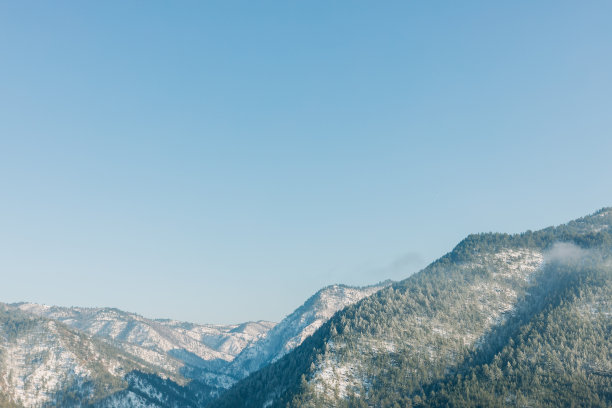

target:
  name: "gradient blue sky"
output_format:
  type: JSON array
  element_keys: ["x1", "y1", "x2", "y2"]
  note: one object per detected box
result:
[{"x1": 1, "y1": 1, "x2": 611, "y2": 324}]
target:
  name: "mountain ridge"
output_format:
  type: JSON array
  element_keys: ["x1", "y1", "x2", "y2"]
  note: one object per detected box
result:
[
  {"x1": 1, "y1": 282, "x2": 390, "y2": 407},
  {"x1": 226, "y1": 281, "x2": 392, "y2": 380},
  {"x1": 1, "y1": 208, "x2": 610, "y2": 407},
  {"x1": 211, "y1": 207, "x2": 612, "y2": 407}
]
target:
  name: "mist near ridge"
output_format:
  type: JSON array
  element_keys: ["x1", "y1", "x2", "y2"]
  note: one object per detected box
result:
[{"x1": 543, "y1": 242, "x2": 591, "y2": 264}]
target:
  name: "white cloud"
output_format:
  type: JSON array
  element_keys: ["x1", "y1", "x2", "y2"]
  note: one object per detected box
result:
[{"x1": 544, "y1": 242, "x2": 589, "y2": 264}]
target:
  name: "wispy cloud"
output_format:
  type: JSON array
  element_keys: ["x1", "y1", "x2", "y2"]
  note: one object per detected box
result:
[
  {"x1": 370, "y1": 251, "x2": 425, "y2": 280},
  {"x1": 544, "y1": 242, "x2": 589, "y2": 264}
]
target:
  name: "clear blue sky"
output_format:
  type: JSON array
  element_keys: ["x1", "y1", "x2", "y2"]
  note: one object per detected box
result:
[{"x1": 1, "y1": 1, "x2": 611, "y2": 324}]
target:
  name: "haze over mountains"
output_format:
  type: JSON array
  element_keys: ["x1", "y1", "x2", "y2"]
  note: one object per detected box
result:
[{"x1": 1, "y1": 209, "x2": 611, "y2": 407}]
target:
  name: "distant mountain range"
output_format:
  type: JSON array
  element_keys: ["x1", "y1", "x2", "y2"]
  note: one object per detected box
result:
[
  {"x1": 0, "y1": 282, "x2": 388, "y2": 406},
  {"x1": 1, "y1": 208, "x2": 610, "y2": 407},
  {"x1": 11, "y1": 302, "x2": 274, "y2": 391}
]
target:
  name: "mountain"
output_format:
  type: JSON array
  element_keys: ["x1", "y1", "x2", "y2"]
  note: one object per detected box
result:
[
  {"x1": 10, "y1": 282, "x2": 389, "y2": 393},
  {"x1": 93, "y1": 371, "x2": 217, "y2": 408},
  {"x1": 211, "y1": 208, "x2": 612, "y2": 407},
  {"x1": 12, "y1": 304, "x2": 275, "y2": 390},
  {"x1": 0, "y1": 305, "x2": 189, "y2": 407},
  {"x1": 3, "y1": 208, "x2": 610, "y2": 407},
  {"x1": 0, "y1": 284, "x2": 388, "y2": 407},
  {"x1": 226, "y1": 283, "x2": 391, "y2": 380}
]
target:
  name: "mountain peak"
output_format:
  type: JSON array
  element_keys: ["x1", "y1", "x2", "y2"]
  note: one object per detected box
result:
[{"x1": 226, "y1": 281, "x2": 391, "y2": 380}]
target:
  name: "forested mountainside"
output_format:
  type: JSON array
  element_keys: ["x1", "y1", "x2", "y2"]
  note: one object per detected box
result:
[
  {"x1": 212, "y1": 208, "x2": 612, "y2": 407},
  {"x1": 226, "y1": 283, "x2": 390, "y2": 381},
  {"x1": 92, "y1": 371, "x2": 217, "y2": 408}
]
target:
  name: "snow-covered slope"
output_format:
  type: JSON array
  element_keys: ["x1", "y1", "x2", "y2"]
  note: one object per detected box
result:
[
  {"x1": 11, "y1": 283, "x2": 389, "y2": 392},
  {"x1": 0, "y1": 305, "x2": 176, "y2": 407},
  {"x1": 13, "y1": 303, "x2": 275, "y2": 387},
  {"x1": 94, "y1": 371, "x2": 217, "y2": 408},
  {"x1": 15, "y1": 304, "x2": 274, "y2": 364},
  {"x1": 306, "y1": 248, "x2": 545, "y2": 402},
  {"x1": 2, "y1": 283, "x2": 391, "y2": 406},
  {"x1": 227, "y1": 282, "x2": 391, "y2": 379}
]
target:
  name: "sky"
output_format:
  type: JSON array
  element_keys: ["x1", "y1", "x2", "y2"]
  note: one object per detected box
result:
[{"x1": 1, "y1": 1, "x2": 611, "y2": 324}]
